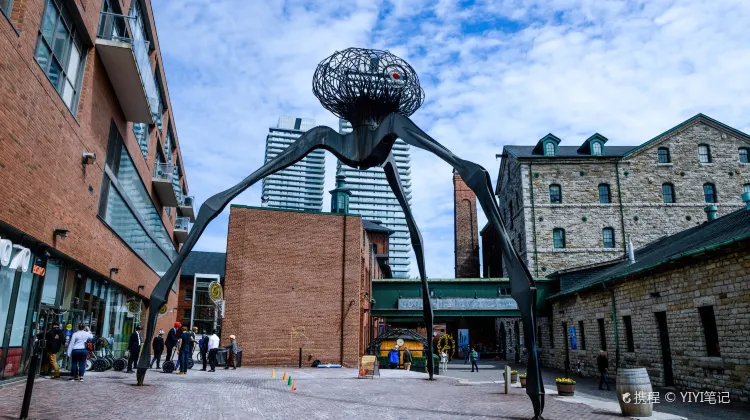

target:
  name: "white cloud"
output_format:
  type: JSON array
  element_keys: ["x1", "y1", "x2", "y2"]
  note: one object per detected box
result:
[{"x1": 152, "y1": 0, "x2": 750, "y2": 278}]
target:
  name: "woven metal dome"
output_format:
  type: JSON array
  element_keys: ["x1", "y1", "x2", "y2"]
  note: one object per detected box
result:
[{"x1": 313, "y1": 48, "x2": 425, "y2": 127}]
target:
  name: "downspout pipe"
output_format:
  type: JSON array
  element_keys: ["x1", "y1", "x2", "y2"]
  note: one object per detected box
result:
[{"x1": 602, "y1": 282, "x2": 619, "y2": 373}]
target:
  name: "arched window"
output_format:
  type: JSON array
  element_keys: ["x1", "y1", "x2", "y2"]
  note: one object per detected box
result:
[
  {"x1": 553, "y1": 228, "x2": 566, "y2": 248},
  {"x1": 740, "y1": 148, "x2": 749, "y2": 164},
  {"x1": 544, "y1": 142, "x2": 556, "y2": 156},
  {"x1": 602, "y1": 228, "x2": 615, "y2": 248},
  {"x1": 698, "y1": 144, "x2": 712, "y2": 163},
  {"x1": 703, "y1": 183, "x2": 717, "y2": 203},
  {"x1": 598, "y1": 184, "x2": 611, "y2": 204},
  {"x1": 662, "y1": 183, "x2": 675, "y2": 203},
  {"x1": 657, "y1": 147, "x2": 671, "y2": 164},
  {"x1": 592, "y1": 142, "x2": 603, "y2": 156},
  {"x1": 549, "y1": 184, "x2": 562, "y2": 204}
]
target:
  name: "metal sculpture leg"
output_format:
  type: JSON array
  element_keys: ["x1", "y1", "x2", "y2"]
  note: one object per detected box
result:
[
  {"x1": 382, "y1": 153, "x2": 434, "y2": 379},
  {"x1": 136, "y1": 127, "x2": 340, "y2": 385},
  {"x1": 384, "y1": 114, "x2": 545, "y2": 418}
]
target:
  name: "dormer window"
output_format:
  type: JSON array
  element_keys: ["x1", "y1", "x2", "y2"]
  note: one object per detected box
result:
[
  {"x1": 592, "y1": 142, "x2": 602, "y2": 156},
  {"x1": 579, "y1": 133, "x2": 608, "y2": 156},
  {"x1": 544, "y1": 142, "x2": 556, "y2": 156}
]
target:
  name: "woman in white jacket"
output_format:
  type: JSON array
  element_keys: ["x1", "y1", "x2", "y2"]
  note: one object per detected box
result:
[{"x1": 67, "y1": 324, "x2": 92, "y2": 381}]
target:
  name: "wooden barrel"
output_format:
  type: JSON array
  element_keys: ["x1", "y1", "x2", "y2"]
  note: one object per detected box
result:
[{"x1": 616, "y1": 368, "x2": 653, "y2": 417}]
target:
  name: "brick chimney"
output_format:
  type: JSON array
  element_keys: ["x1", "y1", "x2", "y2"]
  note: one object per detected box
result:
[{"x1": 454, "y1": 170, "x2": 480, "y2": 278}]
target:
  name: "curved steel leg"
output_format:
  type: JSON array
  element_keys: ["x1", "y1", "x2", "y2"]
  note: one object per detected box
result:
[
  {"x1": 382, "y1": 152, "x2": 435, "y2": 379},
  {"x1": 136, "y1": 126, "x2": 340, "y2": 385},
  {"x1": 383, "y1": 114, "x2": 545, "y2": 418}
]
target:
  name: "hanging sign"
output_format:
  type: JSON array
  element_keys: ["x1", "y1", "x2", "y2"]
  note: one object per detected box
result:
[
  {"x1": 157, "y1": 304, "x2": 169, "y2": 319},
  {"x1": 126, "y1": 299, "x2": 141, "y2": 315},
  {"x1": 208, "y1": 281, "x2": 223, "y2": 304}
]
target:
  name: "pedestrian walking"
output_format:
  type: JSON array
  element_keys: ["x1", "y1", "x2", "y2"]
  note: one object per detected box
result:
[
  {"x1": 470, "y1": 347, "x2": 479, "y2": 372},
  {"x1": 225, "y1": 335, "x2": 238, "y2": 370},
  {"x1": 597, "y1": 350, "x2": 610, "y2": 390},
  {"x1": 388, "y1": 346, "x2": 399, "y2": 369},
  {"x1": 440, "y1": 350, "x2": 448, "y2": 372},
  {"x1": 176, "y1": 326, "x2": 194, "y2": 375},
  {"x1": 207, "y1": 330, "x2": 220, "y2": 372},
  {"x1": 150, "y1": 330, "x2": 165, "y2": 369},
  {"x1": 199, "y1": 332, "x2": 209, "y2": 371},
  {"x1": 403, "y1": 346, "x2": 412, "y2": 371},
  {"x1": 126, "y1": 325, "x2": 142, "y2": 373},
  {"x1": 66, "y1": 324, "x2": 92, "y2": 381},
  {"x1": 44, "y1": 321, "x2": 63, "y2": 379},
  {"x1": 165, "y1": 322, "x2": 180, "y2": 363}
]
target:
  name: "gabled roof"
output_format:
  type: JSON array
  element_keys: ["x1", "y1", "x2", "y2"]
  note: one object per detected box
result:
[
  {"x1": 549, "y1": 207, "x2": 750, "y2": 299},
  {"x1": 577, "y1": 133, "x2": 609, "y2": 154},
  {"x1": 531, "y1": 133, "x2": 562, "y2": 155},
  {"x1": 181, "y1": 251, "x2": 226, "y2": 277}
]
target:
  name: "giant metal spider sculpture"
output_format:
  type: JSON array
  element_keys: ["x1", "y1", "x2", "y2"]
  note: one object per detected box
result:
[{"x1": 137, "y1": 47, "x2": 545, "y2": 419}]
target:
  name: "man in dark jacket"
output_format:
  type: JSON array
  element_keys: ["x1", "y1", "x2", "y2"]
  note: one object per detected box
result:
[
  {"x1": 126, "y1": 325, "x2": 142, "y2": 373},
  {"x1": 597, "y1": 350, "x2": 610, "y2": 390},
  {"x1": 165, "y1": 322, "x2": 180, "y2": 362},
  {"x1": 150, "y1": 330, "x2": 165, "y2": 369},
  {"x1": 199, "y1": 332, "x2": 209, "y2": 371},
  {"x1": 44, "y1": 322, "x2": 63, "y2": 378}
]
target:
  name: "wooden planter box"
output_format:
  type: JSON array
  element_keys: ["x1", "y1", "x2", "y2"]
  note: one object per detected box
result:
[
  {"x1": 556, "y1": 383, "x2": 575, "y2": 396},
  {"x1": 503, "y1": 372, "x2": 518, "y2": 383},
  {"x1": 520, "y1": 377, "x2": 527, "y2": 388}
]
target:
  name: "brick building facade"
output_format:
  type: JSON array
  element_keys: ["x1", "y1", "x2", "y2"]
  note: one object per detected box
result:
[
  {"x1": 222, "y1": 206, "x2": 388, "y2": 367},
  {"x1": 0, "y1": 0, "x2": 190, "y2": 379},
  {"x1": 453, "y1": 171, "x2": 480, "y2": 278},
  {"x1": 489, "y1": 114, "x2": 750, "y2": 277}
]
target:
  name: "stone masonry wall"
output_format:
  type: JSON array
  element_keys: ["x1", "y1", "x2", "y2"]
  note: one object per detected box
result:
[
  {"x1": 539, "y1": 240, "x2": 750, "y2": 401},
  {"x1": 496, "y1": 156, "x2": 528, "y2": 277}
]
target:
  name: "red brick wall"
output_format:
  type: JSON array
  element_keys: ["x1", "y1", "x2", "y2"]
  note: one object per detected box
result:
[
  {"x1": 0, "y1": 1, "x2": 181, "y2": 327},
  {"x1": 454, "y1": 173, "x2": 480, "y2": 278},
  {"x1": 223, "y1": 206, "x2": 378, "y2": 367}
]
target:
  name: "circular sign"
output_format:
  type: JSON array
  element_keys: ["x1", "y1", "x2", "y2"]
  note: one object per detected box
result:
[
  {"x1": 126, "y1": 300, "x2": 140, "y2": 314},
  {"x1": 158, "y1": 304, "x2": 168, "y2": 315},
  {"x1": 396, "y1": 338, "x2": 404, "y2": 347},
  {"x1": 209, "y1": 282, "x2": 223, "y2": 302},
  {"x1": 66, "y1": 323, "x2": 72, "y2": 331}
]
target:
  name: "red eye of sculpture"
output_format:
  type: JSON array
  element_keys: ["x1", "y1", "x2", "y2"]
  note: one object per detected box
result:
[{"x1": 392, "y1": 73, "x2": 400, "y2": 79}]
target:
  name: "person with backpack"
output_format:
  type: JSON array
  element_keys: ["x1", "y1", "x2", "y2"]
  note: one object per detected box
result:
[
  {"x1": 470, "y1": 347, "x2": 479, "y2": 372},
  {"x1": 199, "y1": 332, "x2": 209, "y2": 371}
]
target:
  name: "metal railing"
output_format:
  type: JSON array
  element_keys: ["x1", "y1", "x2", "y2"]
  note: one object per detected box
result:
[
  {"x1": 153, "y1": 163, "x2": 175, "y2": 181},
  {"x1": 180, "y1": 195, "x2": 195, "y2": 207},
  {"x1": 175, "y1": 217, "x2": 190, "y2": 231}
]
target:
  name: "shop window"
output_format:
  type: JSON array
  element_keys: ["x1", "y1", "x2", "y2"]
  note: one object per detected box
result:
[
  {"x1": 183, "y1": 309, "x2": 191, "y2": 320},
  {"x1": 739, "y1": 147, "x2": 749, "y2": 164},
  {"x1": 549, "y1": 184, "x2": 562, "y2": 204},
  {"x1": 598, "y1": 318, "x2": 607, "y2": 351},
  {"x1": 34, "y1": 0, "x2": 87, "y2": 113},
  {"x1": 553, "y1": 228, "x2": 566, "y2": 249},
  {"x1": 577, "y1": 321, "x2": 586, "y2": 350},
  {"x1": 698, "y1": 144, "x2": 712, "y2": 163},
  {"x1": 662, "y1": 183, "x2": 675, "y2": 203},
  {"x1": 698, "y1": 306, "x2": 720, "y2": 357},
  {"x1": 598, "y1": 184, "x2": 611, "y2": 204},
  {"x1": 40, "y1": 261, "x2": 62, "y2": 306},
  {"x1": 602, "y1": 228, "x2": 615, "y2": 248},
  {"x1": 703, "y1": 183, "x2": 717, "y2": 203},
  {"x1": 185, "y1": 289, "x2": 192, "y2": 301},
  {"x1": 657, "y1": 147, "x2": 671, "y2": 163},
  {"x1": 623, "y1": 315, "x2": 634, "y2": 352}
]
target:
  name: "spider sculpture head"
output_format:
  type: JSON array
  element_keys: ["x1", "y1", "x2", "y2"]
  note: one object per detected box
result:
[{"x1": 313, "y1": 47, "x2": 425, "y2": 128}]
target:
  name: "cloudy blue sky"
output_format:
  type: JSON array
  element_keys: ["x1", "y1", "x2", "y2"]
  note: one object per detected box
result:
[{"x1": 151, "y1": 0, "x2": 750, "y2": 278}]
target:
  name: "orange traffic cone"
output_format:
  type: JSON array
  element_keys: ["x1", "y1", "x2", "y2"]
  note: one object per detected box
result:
[
  {"x1": 291, "y1": 379, "x2": 296, "y2": 392},
  {"x1": 282, "y1": 372, "x2": 287, "y2": 381}
]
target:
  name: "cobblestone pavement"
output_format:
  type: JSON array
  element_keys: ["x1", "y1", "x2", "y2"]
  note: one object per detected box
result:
[
  {"x1": 438, "y1": 359, "x2": 750, "y2": 420},
  {"x1": 2, "y1": 366, "x2": 629, "y2": 420}
]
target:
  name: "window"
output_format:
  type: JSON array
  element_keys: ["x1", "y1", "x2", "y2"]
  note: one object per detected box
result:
[
  {"x1": 592, "y1": 142, "x2": 603, "y2": 156},
  {"x1": 544, "y1": 142, "x2": 556, "y2": 156},
  {"x1": 740, "y1": 148, "x2": 749, "y2": 164},
  {"x1": 34, "y1": 0, "x2": 87, "y2": 113},
  {"x1": 548, "y1": 321, "x2": 554, "y2": 348},
  {"x1": 703, "y1": 183, "x2": 717, "y2": 203},
  {"x1": 698, "y1": 306, "x2": 720, "y2": 357},
  {"x1": 623, "y1": 315, "x2": 634, "y2": 352},
  {"x1": 598, "y1": 318, "x2": 607, "y2": 351},
  {"x1": 185, "y1": 289, "x2": 193, "y2": 301},
  {"x1": 598, "y1": 184, "x2": 611, "y2": 204},
  {"x1": 698, "y1": 144, "x2": 712, "y2": 163},
  {"x1": 549, "y1": 184, "x2": 562, "y2": 204},
  {"x1": 553, "y1": 228, "x2": 566, "y2": 248},
  {"x1": 183, "y1": 309, "x2": 191, "y2": 320},
  {"x1": 133, "y1": 123, "x2": 149, "y2": 161},
  {"x1": 578, "y1": 321, "x2": 586, "y2": 350},
  {"x1": 745, "y1": 184, "x2": 750, "y2": 195},
  {"x1": 602, "y1": 228, "x2": 615, "y2": 248},
  {"x1": 657, "y1": 147, "x2": 671, "y2": 163},
  {"x1": 662, "y1": 183, "x2": 675, "y2": 203}
]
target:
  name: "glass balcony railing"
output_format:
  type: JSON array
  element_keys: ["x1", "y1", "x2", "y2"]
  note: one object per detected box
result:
[
  {"x1": 153, "y1": 163, "x2": 174, "y2": 182},
  {"x1": 180, "y1": 195, "x2": 194, "y2": 207},
  {"x1": 175, "y1": 217, "x2": 190, "y2": 232}
]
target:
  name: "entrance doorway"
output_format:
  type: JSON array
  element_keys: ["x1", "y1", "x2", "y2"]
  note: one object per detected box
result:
[{"x1": 655, "y1": 311, "x2": 674, "y2": 386}]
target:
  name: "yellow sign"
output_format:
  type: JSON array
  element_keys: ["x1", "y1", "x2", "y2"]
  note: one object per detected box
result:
[
  {"x1": 358, "y1": 355, "x2": 377, "y2": 378},
  {"x1": 209, "y1": 281, "x2": 223, "y2": 302},
  {"x1": 66, "y1": 323, "x2": 72, "y2": 331},
  {"x1": 159, "y1": 304, "x2": 168, "y2": 315},
  {"x1": 126, "y1": 300, "x2": 140, "y2": 314}
]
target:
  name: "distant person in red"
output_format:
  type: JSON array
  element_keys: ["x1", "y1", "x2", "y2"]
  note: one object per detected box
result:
[{"x1": 165, "y1": 322, "x2": 180, "y2": 363}]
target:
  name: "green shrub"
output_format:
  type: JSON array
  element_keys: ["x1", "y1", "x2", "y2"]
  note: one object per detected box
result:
[{"x1": 412, "y1": 356, "x2": 426, "y2": 367}]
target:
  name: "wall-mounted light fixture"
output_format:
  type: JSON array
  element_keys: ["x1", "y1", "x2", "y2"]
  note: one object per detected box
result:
[
  {"x1": 137, "y1": 285, "x2": 145, "y2": 292},
  {"x1": 82, "y1": 149, "x2": 96, "y2": 165},
  {"x1": 109, "y1": 267, "x2": 120, "y2": 278},
  {"x1": 53, "y1": 228, "x2": 69, "y2": 239}
]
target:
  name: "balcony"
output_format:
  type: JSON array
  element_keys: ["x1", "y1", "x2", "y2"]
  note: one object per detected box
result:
[
  {"x1": 95, "y1": 12, "x2": 160, "y2": 124},
  {"x1": 152, "y1": 163, "x2": 179, "y2": 207},
  {"x1": 174, "y1": 217, "x2": 190, "y2": 243},
  {"x1": 178, "y1": 195, "x2": 195, "y2": 222}
]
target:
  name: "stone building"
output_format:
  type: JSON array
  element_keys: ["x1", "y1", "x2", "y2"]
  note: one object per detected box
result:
[
  {"x1": 539, "y1": 199, "x2": 750, "y2": 401},
  {"x1": 222, "y1": 205, "x2": 391, "y2": 367},
  {"x1": 489, "y1": 114, "x2": 750, "y2": 277}
]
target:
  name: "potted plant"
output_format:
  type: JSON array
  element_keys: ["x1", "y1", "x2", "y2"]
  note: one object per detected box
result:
[
  {"x1": 519, "y1": 372, "x2": 527, "y2": 388},
  {"x1": 503, "y1": 370, "x2": 518, "y2": 383},
  {"x1": 556, "y1": 378, "x2": 576, "y2": 396}
]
